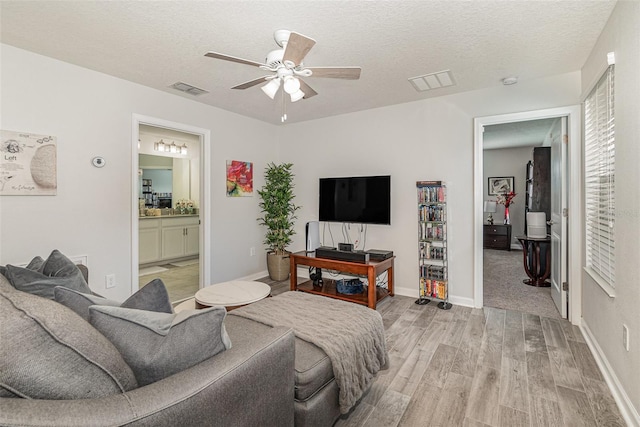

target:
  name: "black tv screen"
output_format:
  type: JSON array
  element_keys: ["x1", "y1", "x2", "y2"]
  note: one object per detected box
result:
[{"x1": 319, "y1": 176, "x2": 391, "y2": 225}]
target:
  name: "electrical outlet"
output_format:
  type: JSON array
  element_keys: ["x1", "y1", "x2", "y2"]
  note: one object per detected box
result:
[
  {"x1": 105, "y1": 274, "x2": 116, "y2": 289},
  {"x1": 250, "y1": 247, "x2": 256, "y2": 256},
  {"x1": 623, "y1": 324, "x2": 630, "y2": 351}
]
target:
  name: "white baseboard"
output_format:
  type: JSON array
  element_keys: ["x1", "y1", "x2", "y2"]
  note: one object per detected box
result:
[
  {"x1": 394, "y1": 286, "x2": 475, "y2": 308},
  {"x1": 581, "y1": 320, "x2": 640, "y2": 427}
]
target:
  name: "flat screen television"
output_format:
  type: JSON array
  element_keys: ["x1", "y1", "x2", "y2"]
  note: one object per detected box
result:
[{"x1": 319, "y1": 175, "x2": 391, "y2": 225}]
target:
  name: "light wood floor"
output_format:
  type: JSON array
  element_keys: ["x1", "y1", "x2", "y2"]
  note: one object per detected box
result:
[
  {"x1": 260, "y1": 277, "x2": 626, "y2": 427},
  {"x1": 139, "y1": 262, "x2": 199, "y2": 302}
]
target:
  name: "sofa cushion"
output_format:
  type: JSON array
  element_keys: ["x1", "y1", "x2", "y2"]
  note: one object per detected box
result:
[
  {"x1": 0, "y1": 274, "x2": 138, "y2": 399},
  {"x1": 89, "y1": 305, "x2": 232, "y2": 386},
  {"x1": 54, "y1": 278, "x2": 173, "y2": 321},
  {"x1": 294, "y1": 336, "x2": 334, "y2": 401},
  {"x1": 3, "y1": 250, "x2": 91, "y2": 299},
  {"x1": 224, "y1": 315, "x2": 334, "y2": 401}
]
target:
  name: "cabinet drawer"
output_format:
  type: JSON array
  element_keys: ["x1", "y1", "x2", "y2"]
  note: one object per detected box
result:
[
  {"x1": 485, "y1": 236, "x2": 508, "y2": 248},
  {"x1": 484, "y1": 226, "x2": 508, "y2": 236}
]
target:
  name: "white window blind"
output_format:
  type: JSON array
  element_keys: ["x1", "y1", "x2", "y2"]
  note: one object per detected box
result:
[{"x1": 584, "y1": 65, "x2": 615, "y2": 288}]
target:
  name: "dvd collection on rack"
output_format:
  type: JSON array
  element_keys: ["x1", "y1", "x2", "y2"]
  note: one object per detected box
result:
[
  {"x1": 419, "y1": 222, "x2": 446, "y2": 240},
  {"x1": 418, "y1": 185, "x2": 445, "y2": 204},
  {"x1": 419, "y1": 241, "x2": 446, "y2": 260},
  {"x1": 419, "y1": 278, "x2": 447, "y2": 300}
]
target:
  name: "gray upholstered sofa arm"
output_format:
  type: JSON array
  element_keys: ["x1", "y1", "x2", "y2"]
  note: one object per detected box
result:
[{"x1": 0, "y1": 325, "x2": 295, "y2": 427}]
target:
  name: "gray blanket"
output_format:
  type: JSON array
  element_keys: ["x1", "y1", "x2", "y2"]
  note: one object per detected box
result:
[{"x1": 229, "y1": 291, "x2": 387, "y2": 414}]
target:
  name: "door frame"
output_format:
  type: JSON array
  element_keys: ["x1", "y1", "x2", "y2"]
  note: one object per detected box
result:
[
  {"x1": 473, "y1": 106, "x2": 582, "y2": 323},
  {"x1": 131, "y1": 114, "x2": 211, "y2": 296}
]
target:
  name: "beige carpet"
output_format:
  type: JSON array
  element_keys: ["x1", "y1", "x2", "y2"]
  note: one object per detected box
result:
[{"x1": 483, "y1": 248, "x2": 561, "y2": 319}]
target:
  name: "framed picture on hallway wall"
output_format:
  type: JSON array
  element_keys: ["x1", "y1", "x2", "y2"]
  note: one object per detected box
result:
[{"x1": 488, "y1": 176, "x2": 514, "y2": 196}]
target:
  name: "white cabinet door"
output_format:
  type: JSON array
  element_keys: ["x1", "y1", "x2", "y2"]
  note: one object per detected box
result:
[
  {"x1": 139, "y1": 228, "x2": 161, "y2": 264},
  {"x1": 184, "y1": 224, "x2": 199, "y2": 256},
  {"x1": 162, "y1": 226, "x2": 186, "y2": 260}
]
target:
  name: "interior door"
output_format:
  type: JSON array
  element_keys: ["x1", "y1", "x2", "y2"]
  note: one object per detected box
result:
[{"x1": 550, "y1": 117, "x2": 568, "y2": 317}]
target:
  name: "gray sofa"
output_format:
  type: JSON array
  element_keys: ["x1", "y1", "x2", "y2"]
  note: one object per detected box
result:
[{"x1": 0, "y1": 267, "x2": 343, "y2": 427}]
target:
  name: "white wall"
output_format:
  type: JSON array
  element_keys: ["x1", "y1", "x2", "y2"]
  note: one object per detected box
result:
[
  {"x1": 483, "y1": 146, "x2": 534, "y2": 242},
  {"x1": 0, "y1": 44, "x2": 278, "y2": 301},
  {"x1": 280, "y1": 71, "x2": 581, "y2": 303},
  {"x1": 580, "y1": 1, "x2": 640, "y2": 422}
]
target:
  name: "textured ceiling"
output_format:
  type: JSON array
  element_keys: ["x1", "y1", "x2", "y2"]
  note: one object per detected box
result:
[
  {"x1": 484, "y1": 118, "x2": 557, "y2": 150},
  {"x1": 1, "y1": 1, "x2": 616, "y2": 125}
]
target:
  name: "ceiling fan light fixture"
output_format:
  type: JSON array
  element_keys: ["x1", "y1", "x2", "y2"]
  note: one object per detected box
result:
[
  {"x1": 290, "y1": 89, "x2": 305, "y2": 102},
  {"x1": 283, "y1": 76, "x2": 301, "y2": 94},
  {"x1": 261, "y1": 78, "x2": 281, "y2": 99}
]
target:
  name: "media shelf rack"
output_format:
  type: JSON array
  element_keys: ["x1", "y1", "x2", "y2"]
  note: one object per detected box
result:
[{"x1": 415, "y1": 181, "x2": 451, "y2": 310}]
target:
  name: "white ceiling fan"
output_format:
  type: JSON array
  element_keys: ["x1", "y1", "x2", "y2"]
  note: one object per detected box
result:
[{"x1": 204, "y1": 30, "x2": 361, "y2": 107}]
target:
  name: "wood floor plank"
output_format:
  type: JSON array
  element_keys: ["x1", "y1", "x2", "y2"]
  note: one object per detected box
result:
[
  {"x1": 430, "y1": 372, "x2": 474, "y2": 427},
  {"x1": 504, "y1": 310, "x2": 523, "y2": 330},
  {"x1": 499, "y1": 357, "x2": 529, "y2": 413},
  {"x1": 418, "y1": 343, "x2": 457, "y2": 389},
  {"x1": 365, "y1": 388, "x2": 411, "y2": 427},
  {"x1": 388, "y1": 325, "x2": 426, "y2": 359},
  {"x1": 334, "y1": 401, "x2": 375, "y2": 427},
  {"x1": 547, "y1": 345, "x2": 584, "y2": 391},
  {"x1": 526, "y1": 351, "x2": 557, "y2": 399},
  {"x1": 465, "y1": 364, "x2": 501, "y2": 425},
  {"x1": 450, "y1": 315, "x2": 485, "y2": 377},
  {"x1": 440, "y1": 318, "x2": 467, "y2": 347},
  {"x1": 363, "y1": 354, "x2": 405, "y2": 406},
  {"x1": 530, "y1": 396, "x2": 564, "y2": 427},
  {"x1": 556, "y1": 385, "x2": 598, "y2": 427},
  {"x1": 567, "y1": 340, "x2": 604, "y2": 381},
  {"x1": 485, "y1": 307, "x2": 506, "y2": 337},
  {"x1": 498, "y1": 405, "x2": 529, "y2": 427},
  {"x1": 503, "y1": 325, "x2": 526, "y2": 362},
  {"x1": 581, "y1": 377, "x2": 627, "y2": 427},
  {"x1": 454, "y1": 305, "x2": 473, "y2": 321},
  {"x1": 411, "y1": 305, "x2": 438, "y2": 329},
  {"x1": 463, "y1": 418, "x2": 492, "y2": 427},
  {"x1": 524, "y1": 318, "x2": 548, "y2": 353},
  {"x1": 388, "y1": 348, "x2": 433, "y2": 397},
  {"x1": 477, "y1": 331, "x2": 503, "y2": 370},
  {"x1": 398, "y1": 381, "x2": 442, "y2": 427},
  {"x1": 414, "y1": 320, "x2": 449, "y2": 355},
  {"x1": 541, "y1": 317, "x2": 569, "y2": 349}
]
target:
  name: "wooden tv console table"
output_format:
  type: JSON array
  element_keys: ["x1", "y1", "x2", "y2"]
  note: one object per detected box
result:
[{"x1": 290, "y1": 251, "x2": 395, "y2": 309}]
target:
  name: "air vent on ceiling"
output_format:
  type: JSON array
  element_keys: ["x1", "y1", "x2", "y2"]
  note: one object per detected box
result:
[
  {"x1": 408, "y1": 70, "x2": 456, "y2": 92},
  {"x1": 171, "y1": 82, "x2": 209, "y2": 96}
]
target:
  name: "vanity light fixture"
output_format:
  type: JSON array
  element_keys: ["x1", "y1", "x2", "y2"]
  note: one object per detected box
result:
[
  {"x1": 154, "y1": 139, "x2": 166, "y2": 152},
  {"x1": 153, "y1": 139, "x2": 188, "y2": 155}
]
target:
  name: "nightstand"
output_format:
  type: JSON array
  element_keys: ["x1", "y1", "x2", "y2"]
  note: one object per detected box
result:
[{"x1": 483, "y1": 224, "x2": 512, "y2": 251}]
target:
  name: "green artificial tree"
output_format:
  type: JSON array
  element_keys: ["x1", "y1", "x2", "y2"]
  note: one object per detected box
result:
[{"x1": 257, "y1": 162, "x2": 300, "y2": 280}]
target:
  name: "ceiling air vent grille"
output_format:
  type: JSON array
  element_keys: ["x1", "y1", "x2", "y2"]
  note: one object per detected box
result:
[
  {"x1": 408, "y1": 70, "x2": 456, "y2": 92},
  {"x1": 171, "y1": 82, "x2": 209, "y2": 96}
]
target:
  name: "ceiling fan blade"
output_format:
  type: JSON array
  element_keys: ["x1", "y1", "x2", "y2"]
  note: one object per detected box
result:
[
  {"x1": 307, "y1": 67, "x2": 361, "y2": 80},
  {"x1": 231, "y1": 76, "x2": 272, "y2": 90},
  {"x1": 283, "y1": 32, "x2": 316, "y2": 66},
  {"x1": 204, "y1": 51, "x2": 265, "y2": 68},
  {"x1": 299, "y1": 79, "x2": 318, "y2": 99}
]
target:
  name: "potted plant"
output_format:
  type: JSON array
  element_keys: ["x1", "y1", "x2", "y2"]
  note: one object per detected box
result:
[{"x1": 257, "y1": 162, "x2": 301, "y2": 281}]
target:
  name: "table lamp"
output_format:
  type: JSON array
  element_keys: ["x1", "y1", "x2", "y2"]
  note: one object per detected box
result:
[{"x1": 484, "y1": 201, "x2": 497, "y2": 225}]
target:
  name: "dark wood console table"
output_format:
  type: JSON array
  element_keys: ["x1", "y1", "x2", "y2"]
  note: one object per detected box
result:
[
  {"x1": 516, "y1": 235, "x2": 551, "y2": 287},
  {"x1": 290, "y1": 251, "x2": 394, "y2": 309}
]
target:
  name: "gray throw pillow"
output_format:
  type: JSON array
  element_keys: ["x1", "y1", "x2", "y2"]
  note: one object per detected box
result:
[
  {"x1": 54, "y1": 278, "x2": 173, "y2": 321},
  {"x1": 0, "y1": 274, "x2": 138, "y2": 399},
  {"x1": 89, "y1": 305, "x2": 232, "y2": 386},
  {"x1": 3, "y1": 250, "x2": 91, "y2": 299}
]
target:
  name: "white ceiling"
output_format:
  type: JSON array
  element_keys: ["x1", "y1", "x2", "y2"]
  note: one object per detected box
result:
[
  {"x1": 484, "y1": 118, "x2": 557, "y2": 150},
  {"x1": 0, "y1": 1, "x2": 616, "y2": 125}
]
